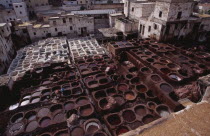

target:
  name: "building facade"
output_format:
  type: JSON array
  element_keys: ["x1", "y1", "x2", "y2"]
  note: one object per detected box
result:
[
  {"x1": 115, "y1": 0, "x2": 210, "y2": 42},
  {"x1": 0, "y1": 23, "x2": 15, "y2": 74},
  {"x1": 16, "y1": 14, "x2": 94, "y2": 42}
]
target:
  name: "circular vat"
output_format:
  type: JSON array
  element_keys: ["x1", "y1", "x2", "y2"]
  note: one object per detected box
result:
[
  {"x1": 52, "y1": 86, "x2": 61, "y2": 92},
  {"x1": 31, "y1": 91, "x2": 41, "y2": 97},
  {"x1": 128, "y1": 67, "x2": 138, "y2": 73},
  {"x1": 145, "y1": 51, "x2": 152, "y2": 55},
  {"x1": 117, "y1": 84, "x2": 129, "y2": 92},
  {"x1": 42, "y1": 80, "x2": 53, "y2": 85},
  {"x1": 134, "y1": 105, "x2": 147, "y2": 116},
  {"x1": 76, "y1": 97, "x2": 89, "y2": 106},
  {"x1": 167, "y1": 63, "x2": 180, "y2": 70},
  {"x1": 128, "y1": 121, "x2": 143, "y2": 129},
  {"x1": 50, "y1": 104, "x2": 63, "y2": 113},
  {"x1": 66, "y1": 109, "x2": 77, "y2": 119},
  {"x1": 39, "y1": 117, "x2": 51, "y2": 128},
  {"x1": 81, "y1": 69, "x2": 89, "y2": 75},
  {"x1": 142, "y1": 114, "x2": 155, "y2": 124},
  {"x1": 53, "y1": 112, "x2": 65, "y2": 123},
  {"x1": 106, "y1": 88, "x2": 116, "y2": 96},
  {"x1": 107, "y1": 114, "x2": 121, "y2": 126},
  {"x1": 151, "y1": 75, "x2": 161, "y2": 82},
  {"x1": 37, "y1": 108, "x2": 50, "y2": 118},
  {"x1": 99, "y1": 98, "x2": 109, "y2": 109},
  {"x1": 9, "y1": 103, "x2": 19, "y2": 111},
  {"x1": 147, "y1": 101, "x2": 157, "y2": 110},
  {"x1": 179, "y1": 56, "x2": 188, "y2": 61},
  {"x1": 72, "y1": 87, "x2": 83, "y2": 95},
  {"x1": 124, "y1": 91, "x2": 136, "y2": 101},
  {"x1": 141, "y1": 67, "x2": 152, "y2": 74},
  {"x1": 146, "y1": 90, "x2": 156, "y2": 99},
  {"x1": 160, "y1": 68, "x2": 171, "y2": 74},
  {"x1": 153, "y1": 62, "x2": 164, "y2": 68},
  {"x1": 10, "y1": 113, "x2": 24, "y2": 124},
  {"x1": 64, "y1": 101, "x2": 75, "y2": 111},
  {"x1": 20, "y1": 99, "x2": 30, "y2": 106},
  {"x1": 30, "y1": 97, "x2": 41, "y2": 104},
  {"x1": 88, "y1": 80, "x2": 98, "y2": 88},
  {"x1": 156, "y1": 105, "x2": 171, "y2": 117},
  {"x1": 169, "y1": 74, "x2": 182, "y2": 81},
  {"x1": 71, "y1": 82, "x2": 80, "y2": 87},
  {"x1": 146, "y1": 58, "x2": 154, "y2": 63},
  {"x1": 159, "y1": 59, "x2": 170, "y2": 64},
  {"x1": 71, "y1": 127, "x2": 85, "y2": 136},
  {"x1": 54, "y1": 129, "x2": 69, "y2": 136},
  {"x1": 79, "y1": 104, "x2": 94, "y2": 117},
  {"x1": 84, "y1": 77, "x2": 94, "y2": 83},
  {"x1": 136, "y1": 84, "x2": 148, "y2": 93},
  {"x1": 79, "y1": 64, "x2": 87, "y2": 69},
  {"x1": 62, "y1": 84, "x2": 71, "y2": 91},
  {"x1": 199, "y1": 64, "x2": 206, "y2": 69},
  {"x1": 9, "y1": 122, "x2": 24, "y2": 135},
  {"x1": 96, "y1": 73, "x2": 106, "y2": 79},
  {"x1": 99, "y1": 78, "x2": 109, "y2": 84},
  {"x1": 92, "y1": 67, "x2": 99, "y2": 71},
  {"x1": 130, "y1": 77, "x2": 140, "y2": 85},
  {"x1": 94, "y1": 91, "x2": 106, "y2": 100},
  {"x1": 25, "y1": 111, "x2": 37, "y2": 121},
  {"x1": 40, "y1": 133, "x2": 52, "y2": 136},
  {"x1": 116, "y1": 126, "x2": 129, "y2": 135},
  {"x1": 25, "y1": 120, "x2": 38, "y2": 132},
  {"x1": 160, "y1": 83, "x2": 173, "y2": 93},
  {"x1": 22, "y1": 94, "x2": 31, "y2": 99},
  {"x1": 93, "y1": 131, "x2": 107, "y2": 136},
  {"x1": 85, "y1": 121, "x2": 100, "y2": 134},
  {"x1": 41, "y1": 95, "x2": 51, "y2": 102},
  {"x1": 42, "y1": 89, "x2": 51, "y2": 96},
  {"x1": 125, "y1": 74, "x2": 133, "y2": 80},
  {"x1": 122, "y1": 110, "x2": 136, "y2": 123},
  {"x1": 113, "y1": 95, "x2": 125, "y2": 106}
]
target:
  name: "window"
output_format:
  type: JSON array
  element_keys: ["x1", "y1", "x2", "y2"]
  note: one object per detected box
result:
[
  {"x1": 175, "y1": 24, "x2": 178, "y2": 29},
  {"x1": 154, "y1": 24, "x2": 157, "y2": 30},
  {"x1": 140, "y1": 24, "x2": 142, "y2": 33},
  {"x1": 55, "y1": 28, "x2": 57, "y2": 31},
  {"x1": 63, "y1": 18, "x2": 66, "y2": 23},
  {"x1": 159, "y1": 11, "x2": 162, "y2": 18},
  {"x1": 200, "y1": 24, "x2": 204, "y2": 30},
  {"x1": 132, "y1": 7, "x2": 134, "y2": 12},
  {"x1": 142, "y1": 25, "x2": 145, "y2": 35},
  {"x1": 15, "y1": 6, "x2": 18, "y2": 8},
  {"x1": 69, "y1": 18, "x2": 72, "y2": 22},
  {"x1": 70, "y1": 26, "x2": 72, "y2": 30},
  {"x1": 165, "y1": 25, "x2": 170, "y2": 34},
  {"x1": 177, "y1": 12, "x2": 182, "y2": 19},
  {"x1": 20, "y1": 5, "x2": 22, "y2": 7},
  {"x1": 23, "y1": 29, "x2": 27, "y2": 33},
  {"x1": 20, "y1": 11, "x2": 22, "y2": 14},
  {"x1": 53, "y1": 21, "x2": 56, "y2": 25},
  {"x1": 148, "y1": 26, "x2": 151, "y2": 32},
  {"x1": 34, "y1": 32, "x2": 36, "y2": 35}
]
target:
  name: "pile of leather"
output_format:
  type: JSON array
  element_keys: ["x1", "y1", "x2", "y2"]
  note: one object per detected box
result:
[{"x1": 175, "y1": 82, "x2": 201, "y2": 102}]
